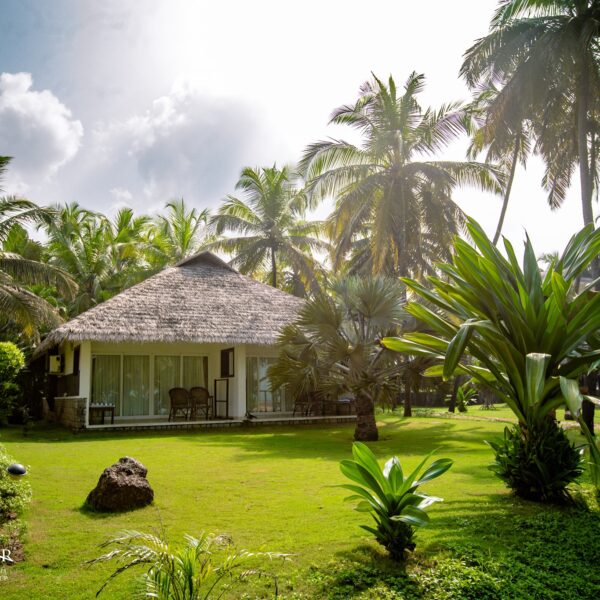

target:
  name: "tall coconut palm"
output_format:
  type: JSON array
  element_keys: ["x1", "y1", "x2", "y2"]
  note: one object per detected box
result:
[
  {"x1": 0, "y1": 157, "x2": 76, "y2": 338},
  {"x1": 150, "y1": 198, "x2": 209, "y2": 266},
  {"x1": 461, "y1": 0, "x2": 600, "y2": 227},
  {"x1": 43, "y1": 203, "x2": 113, "y2": 315},
  {"x1": 300, "y1": 73, "x2": 501, "y2": 278},
  {"x1": 465, "y1": 83, "x2": 533, "y2": 244},
  {"x1": 269, "y1": 276, "x2": 406, "y2": 441},
  {"x1": 107, "y1": 207, "x2": 154, "y2": 289},
  {"x1": 208, "y1": 165, "x2": 328, "y2": 294}
]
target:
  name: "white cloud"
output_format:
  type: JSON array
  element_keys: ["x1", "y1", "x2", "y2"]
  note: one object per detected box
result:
[
  {"x1": 0, "y1": 72, "x2": 83, "y2": 191},
  {"x1": 88, "y1": 79, "x2": 272, "y2": 210}
]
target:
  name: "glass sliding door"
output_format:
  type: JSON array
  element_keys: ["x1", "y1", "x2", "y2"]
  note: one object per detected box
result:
[
  {"x1": 154, "y1": 356, "x2": 180, "y2": 416},
  {"x1": 122, "y1": 355, "x2": 150, "y2": 416},
  {"x1": 182, "y1": 356, "x2": 208, "y2": 389},
  {"x1": 246, "y1": 357, "x2": 290, "y2": 413},
  {"x1": 91, "y1": 355, "x2": 121, "y2": 414}
]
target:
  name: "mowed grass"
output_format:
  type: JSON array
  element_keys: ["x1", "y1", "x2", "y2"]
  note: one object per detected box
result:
[{"x1": 0, "y1": 413, "x2": 596, "y2": 599}]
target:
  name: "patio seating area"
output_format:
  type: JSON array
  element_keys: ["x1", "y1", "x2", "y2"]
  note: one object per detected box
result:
[
  {"x1": 292, "y1": 394, "x2": 356, "y2": 417},
  {"x1": 168, "y1": 386, "x2": 214, "y2": 421}
]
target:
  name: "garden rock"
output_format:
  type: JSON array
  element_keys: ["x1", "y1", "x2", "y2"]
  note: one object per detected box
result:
[{"x1": 86, "y1": 457, "x2": 154, "y2": 512}]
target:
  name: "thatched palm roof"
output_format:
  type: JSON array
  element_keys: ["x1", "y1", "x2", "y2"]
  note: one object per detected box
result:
[{"x1": 37, "y1": 252, "x2": 304, "y2": 352}]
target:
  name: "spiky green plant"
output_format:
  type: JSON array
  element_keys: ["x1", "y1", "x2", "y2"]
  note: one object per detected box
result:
[
  {"x1": 382, "y1": 218, "x2": 600, "y2": 500},
  {"x1": 339, "y1": 442, "x2": 452, "y2": 560}
]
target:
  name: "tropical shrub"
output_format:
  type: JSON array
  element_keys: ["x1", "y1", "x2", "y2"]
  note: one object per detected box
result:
[
  {"x1": 0, "y1": 445, "x2": 31, "y2": 520},
  {"x1": 0, "y1": 445, "x2": 31, "y2": 561},
  {"x1": 339, "y1": 442, "x2": 452, "y2": 560},
  {"x1": 488, "y1": 417, "x2": 584, "y2": 502},
  {"x1": 382, "y1": 219, "x2": 600, "y2": 501},
  {"x1": 90, "y1": 530, "x2": 287, "y2": 599},
  {"x1": 0, "y1": 342, "x2": 25, "y2": 425}
]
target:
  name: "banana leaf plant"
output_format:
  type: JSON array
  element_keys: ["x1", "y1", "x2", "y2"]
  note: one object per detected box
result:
[
  {"x1": 339, "y1": 442, "x2": 452, "y2": 560},
  {"x1": 381, "y1": 219, "x2": 600, "y2": 497}
]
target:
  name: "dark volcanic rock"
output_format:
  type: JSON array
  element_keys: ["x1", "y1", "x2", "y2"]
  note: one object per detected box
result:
[{"x1": 86, "y1": 457, "x2": 154, "y2": 512}]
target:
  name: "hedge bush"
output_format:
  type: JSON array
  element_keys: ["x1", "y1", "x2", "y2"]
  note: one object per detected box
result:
[{"x1": 0, "y1": 342, "x2": 25, "y2": 425}]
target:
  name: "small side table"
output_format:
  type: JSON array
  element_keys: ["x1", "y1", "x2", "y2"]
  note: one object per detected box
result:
[{"x1": 89, "y1": 404, "x2": 115, "y2": 425}]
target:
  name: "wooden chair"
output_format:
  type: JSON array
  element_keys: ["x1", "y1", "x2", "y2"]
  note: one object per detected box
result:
[
  {"x1": 168, "y1": 388, "x2": 190, "y2": 421},
  {"x1": 189, "y1": 386, "x2": 213, "y2": 420}
]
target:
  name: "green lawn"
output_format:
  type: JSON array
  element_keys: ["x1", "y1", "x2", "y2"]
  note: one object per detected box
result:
[{"x1": 0, "y1": 414, "x2": 598, "y2": 599}]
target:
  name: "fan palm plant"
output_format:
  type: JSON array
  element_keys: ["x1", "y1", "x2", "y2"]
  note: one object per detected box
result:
[
  {"x1": 269, "y1": 276, "x2": 405, "y2": 441},
  {"x1": 299, "y1": 73, "x2": 501, "y2": 278},
  {"x1": 208, "y1": 165, "x2": 327, "y2": 295},
  {"x1": 0, "y1": 158, "x2": 75, "y2": 338},
  {"x1": 382, "y1": 218, "x2": 600, "y2": 500}
]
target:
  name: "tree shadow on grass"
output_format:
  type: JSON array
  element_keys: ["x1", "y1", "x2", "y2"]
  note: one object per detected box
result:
[
  {"x1": 305, "y1": 543, "x2": 423, "y2": 599},
  {"x1": 172, "y1": 420, "x2": 503, "y2": 463}
]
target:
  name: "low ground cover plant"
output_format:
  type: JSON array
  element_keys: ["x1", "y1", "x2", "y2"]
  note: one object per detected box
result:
[{"x1": 339, "y1": 442, "x2": 452, "y2": 560}]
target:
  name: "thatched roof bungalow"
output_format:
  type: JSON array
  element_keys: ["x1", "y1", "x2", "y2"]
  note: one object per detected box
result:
[{"x1": 38, "y1": 252, "x2": 304, "y2": 429}]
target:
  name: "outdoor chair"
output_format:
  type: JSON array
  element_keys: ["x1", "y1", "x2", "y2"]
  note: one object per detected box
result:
[
  {"x1": 293, "y1": 392, "x2": 322, "y2": 417},
  {"x1": 292, "y1": 395, "x2": 311, "y2": 417},
  {"x1": 168, "y1": 387, "x2": 191, "y2": 421},
  {"x1": 189, "y1": 386, "x2": 213, "y2": 420}
]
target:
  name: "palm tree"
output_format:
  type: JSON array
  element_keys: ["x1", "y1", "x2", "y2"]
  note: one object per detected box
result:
[
  {"x1": 150, "y1": 198, "x2": 209, "y2": 266},
  {"x1": 462, "y1": 1, "x2": 600, "y2": 433},
  {"x1": 107, "y1": 207, "x2": 154, "y2": 289},
  {"x1": 0, "y1": 157, "x2": 76, "y2": 338},
  {"x1": 43, "y1": 203, "x2": 113, "y2": 315},
  {"x1": 269, "y1": 276, "x2": 405, "y2": 441},
  {"x1": 299, "y1": 73, "x2": 501, "y2": 278},
  {"x1": 208, "y1": 165, "x2": 327, "y2": 294},
  {"x1": 465, "y1": 83, "x2": 532, "y2": 244},
  {"x1": 461, "y1": 0, "x2": 600, "y2": 227}
]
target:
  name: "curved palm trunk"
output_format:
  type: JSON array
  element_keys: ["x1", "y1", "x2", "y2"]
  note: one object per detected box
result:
[
  {"x1": 354, "y1": 392, "x2": 378, "y2": 441},
  {"x1": 493, "y1": 135, "x2": 520, "y2": 245}
]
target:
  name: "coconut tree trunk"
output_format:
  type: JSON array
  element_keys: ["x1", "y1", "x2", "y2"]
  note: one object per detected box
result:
[
  {"x1": 577, "y1": 64, "x2": 594, "y2": 228},
  {"x1": 493, "y1": 135, "x2": 520, "y2": 245},
  {"x1": 403, "y1": 377, "x2": 412, "y2": 417},
  {"x1": 577, "y1": 64, "x2": 598, "y2": 433},
  {"x1": 582, "y1": 373, "x2": 596, "y2": 436},
  {"x1": 448, "y1": 376, "x2": 461, "y2": 413},
  {"x1": 271, "y1": 246, "x2": 277, "y2": 288},
  {"x1": 354, "y1": 392, "x2": 378, "y2": 441}
]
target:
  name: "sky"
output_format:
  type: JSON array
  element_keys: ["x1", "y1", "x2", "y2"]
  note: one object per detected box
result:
[{"x1": 0, "y1": 0, "x2": 589, "y2": 255}]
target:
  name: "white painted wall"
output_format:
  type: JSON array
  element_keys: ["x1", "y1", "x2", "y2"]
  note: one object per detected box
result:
[{"x1": 76, "y1": 341, "x2": 278, "y2": 419}]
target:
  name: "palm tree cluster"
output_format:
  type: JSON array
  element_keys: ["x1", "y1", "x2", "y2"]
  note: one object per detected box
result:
[{"x1": 3, "y1": 1, "x2": 600, "y2": 440}]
